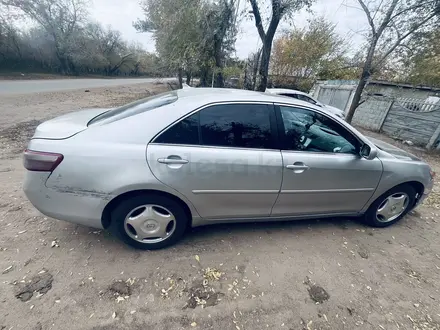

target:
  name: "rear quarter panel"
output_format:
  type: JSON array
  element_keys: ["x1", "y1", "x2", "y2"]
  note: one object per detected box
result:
[{"x1": 28, "y1": 120, "x2": 201, "y2": 226}]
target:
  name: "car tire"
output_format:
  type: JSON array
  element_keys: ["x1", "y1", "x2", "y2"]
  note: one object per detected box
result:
[
  {"x1": 363, "y1": 184, "x2": 416, "y2": 228},
  {"x1": 108, "y1": 194, "x2": 189, "y2": 250}
]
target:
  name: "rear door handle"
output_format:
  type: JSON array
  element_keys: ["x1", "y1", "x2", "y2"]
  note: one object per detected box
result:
[{"x1": 158, "y1": 158, "x2": 189, "y2": 165}]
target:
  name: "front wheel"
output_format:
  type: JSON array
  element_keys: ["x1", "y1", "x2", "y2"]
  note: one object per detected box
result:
[
  {"x1": 108, "y1": 194, "x2": 189, "y2": 250},
  {"x1": 363, "y1": 184, "x2": 416, "y2": 227}
]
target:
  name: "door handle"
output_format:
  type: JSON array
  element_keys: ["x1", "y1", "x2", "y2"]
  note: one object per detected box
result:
[
  {"x1": 286, "y1": 165, "x2": 309, "y2": 170},
  {"x1": 157, "y1": 158, "x2": 189, "y2": 165},
  {"x1": 286, "y1": 162, "x2": 309, "y2": 173}
]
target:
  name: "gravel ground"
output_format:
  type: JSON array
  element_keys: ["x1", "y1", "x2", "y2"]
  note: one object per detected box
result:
[{"x1": 0, "y1": 85, "x2": 439, "y2": 330}]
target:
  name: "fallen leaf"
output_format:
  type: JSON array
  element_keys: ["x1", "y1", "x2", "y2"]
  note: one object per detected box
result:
[
  {"x1": 2, "y1": 265, "x2": 13, "y2": 274},
  {"x1": 112, "y1": 312, "x2": 116, "y2": 319},
  {"x1": 195, "y1": 255, "x2": 200, "y2": 263}
]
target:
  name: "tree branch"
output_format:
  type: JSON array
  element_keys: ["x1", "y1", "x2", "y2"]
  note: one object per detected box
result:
[
  {"x1": 388, "y1": 1, "x2": 432, "y2": 23},
  {"x1": 376, "y1": 0, "x2": 399, "y2": 37},
  {"x1": 357, "y1": 0, "x2": 376, "y2": 36},
  {"x1": 374, "y1": 11, "x2": 438, "y2": 69},
  {"x1": 249, "y1": 0, "x2": 266, "y2": 41}
]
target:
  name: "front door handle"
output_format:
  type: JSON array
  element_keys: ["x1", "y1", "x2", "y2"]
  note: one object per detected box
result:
[
  {"x1": 286, "y1": 162, "x2": 309, "y2": 173},
  {"x1": 158, "y1": 157, "x2": 189, "y2": 165}
]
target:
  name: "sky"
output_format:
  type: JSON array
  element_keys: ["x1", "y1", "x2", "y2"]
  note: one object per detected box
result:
[{"x1": 91, "y1": 0, "x2": 368, "y2": 59}]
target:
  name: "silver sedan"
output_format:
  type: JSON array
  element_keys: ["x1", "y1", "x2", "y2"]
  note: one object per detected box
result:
[{"x1": 23, "y1": 88, "x2": 434, "y2": 249}]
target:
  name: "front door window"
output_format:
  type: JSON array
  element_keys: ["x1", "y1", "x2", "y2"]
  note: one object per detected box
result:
[{"x1": 279, "y1": 106, "x2": 359, "y2": 154}]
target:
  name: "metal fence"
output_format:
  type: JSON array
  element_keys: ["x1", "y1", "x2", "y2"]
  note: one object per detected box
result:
[{"x1": 397, "y1": 97, "x2": 440, "y2": 113}]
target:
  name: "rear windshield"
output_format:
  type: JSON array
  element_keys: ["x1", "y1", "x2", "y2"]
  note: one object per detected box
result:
[{"x1": 88, "y1": 91, "x2": 178, "y2": 125}]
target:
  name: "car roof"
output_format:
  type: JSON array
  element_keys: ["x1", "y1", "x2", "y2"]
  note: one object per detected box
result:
[
  {"x1": 265, "y1": 88, "x2": 309, "y2": 96},
  {"x1": 175, "y1": 87, "x2": 317, "y2": 109},
  {"x1": 83, "y1": 87, "x2": 349, "y2": 146}
]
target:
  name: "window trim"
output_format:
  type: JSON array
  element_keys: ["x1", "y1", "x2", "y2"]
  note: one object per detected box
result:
[
  {"x1": 274, "y1": 103, "x2": 362, "y2": 155},
  {"x1": 151, "y1": 101, "x2": 281, "y2": 151}
]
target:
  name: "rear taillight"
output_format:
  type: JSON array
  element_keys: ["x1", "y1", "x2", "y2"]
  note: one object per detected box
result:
[{"x1": 23, "y1": 149, "x2": 64, "y2": 172}]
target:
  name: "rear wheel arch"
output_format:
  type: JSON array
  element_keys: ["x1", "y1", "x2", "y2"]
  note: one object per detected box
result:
[{"x1": 101, "y1": 189, "x2": 193, "y2": 229}]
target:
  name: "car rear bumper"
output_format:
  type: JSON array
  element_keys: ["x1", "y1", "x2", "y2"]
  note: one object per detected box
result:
[{"x1": 23, "y1": 171, "x2": 106, "y2": 229}]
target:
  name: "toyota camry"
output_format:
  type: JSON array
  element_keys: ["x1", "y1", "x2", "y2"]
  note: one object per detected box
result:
[{"x1": 23, "y1": 88, "x2": 434, "y2": 249}]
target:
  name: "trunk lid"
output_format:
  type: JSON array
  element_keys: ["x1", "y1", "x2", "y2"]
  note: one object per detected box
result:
[{"x1": 32, "y1": 108, "x2": 109, "y2": 140}]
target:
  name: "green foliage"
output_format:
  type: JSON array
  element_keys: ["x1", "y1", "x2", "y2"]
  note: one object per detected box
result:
[
  {"x1": 223, "y1": 65, "x2": 242, "y2": 79},
  {"x1": 271, "y1": 16, "x2": 357, "y2": 82},
  {"x1": 404, "y1": 29, "x2": 440, "y2": 86},
  {"x1": 136, "y1": 0, "x2": 238, "y2": 86}
]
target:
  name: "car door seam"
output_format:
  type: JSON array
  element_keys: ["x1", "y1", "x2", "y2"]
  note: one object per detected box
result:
[{"x1": 360, "y1": 157, "x2": 385, "y2": 213}]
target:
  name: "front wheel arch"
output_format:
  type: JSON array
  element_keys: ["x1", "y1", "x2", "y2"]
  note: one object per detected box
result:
[
  {"x1": 405, "y1": 181, "x2": 424, "y2": 203},
  {"x1": 101, "y1": 189, "x2": 192, "y2": 229},
  {"x1": 363, "y1": 183, "x2": 418, "y2": 227}
]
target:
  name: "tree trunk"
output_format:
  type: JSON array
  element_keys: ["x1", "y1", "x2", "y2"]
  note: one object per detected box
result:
[
  {"x1": 200, "y1": 66, "x2": 209, "y2": 87},
  {"x1": 186, "y1": 71, "x2": 191, "y2": 85},
  {"x1": 255, "y1": 12, "x2": 280, "y2": 92},
  {"x1": 243, "y1": 62, "x2": 249, "y2": 89},
  {"x1": 213, "y1": 38, "x2": 224, "y2": 88},
  {"x1": 215, "y1": 70, "x2": 224, "y2": 88},
  {"x1": 257, "y1": 41, "x2": 272, "y2": 91},
  {"x1": 177, "y1": 68, "x2": 183, "y2": 89},
  {"x1": 251, "y1": 51, "x2": 260, "y2": 90},
  {"x1": 345, "y1": 39, "x2": 378, "y2": 123}
]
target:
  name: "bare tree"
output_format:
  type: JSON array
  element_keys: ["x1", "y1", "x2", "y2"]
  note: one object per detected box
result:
[
  {"x1": 1, "y1": 0, "x2": 88, "y2": 73},
  {"x1": 345, "y1": 0, "x2": 440, "y2": 123},
  {"x1": 248, "y1": 0, "x2": 312, "y2": 91}
]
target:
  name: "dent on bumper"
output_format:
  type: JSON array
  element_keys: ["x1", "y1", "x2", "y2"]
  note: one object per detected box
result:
[{"x1": 23, "y1": 172, "x2": 107, "y2": 229}]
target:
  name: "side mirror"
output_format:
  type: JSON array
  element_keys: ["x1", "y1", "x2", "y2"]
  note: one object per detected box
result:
[{"x1": 360, "y1": 144, "x2": 377, "y2": 160}]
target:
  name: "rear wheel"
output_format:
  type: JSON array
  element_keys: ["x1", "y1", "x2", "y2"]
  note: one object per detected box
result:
[
  {"x1": 364, "y1": 184, "x2": 416, "y2": 227},
  {"x1": 108, "y1": 194, "x2": 189, "y2": 250}
]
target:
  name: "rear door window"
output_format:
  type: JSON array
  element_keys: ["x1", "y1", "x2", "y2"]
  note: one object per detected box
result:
[
  {"x1": 154, "y1": 113, "x2": 199, "y2": 145},
  {"x1": 154, "y1": 103, "x2": 276, "y2": 149},
  {"x1": 199, "y1": 104, "x2": 273, "y2": 149}
]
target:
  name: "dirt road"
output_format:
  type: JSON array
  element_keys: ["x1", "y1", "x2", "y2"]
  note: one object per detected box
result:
[
  {"x1": 0, "y1": 77, "x2": 174, "y2": 95},
  {"x1": 0, "y1": 84, "x2": 439, "y2": 330}
]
